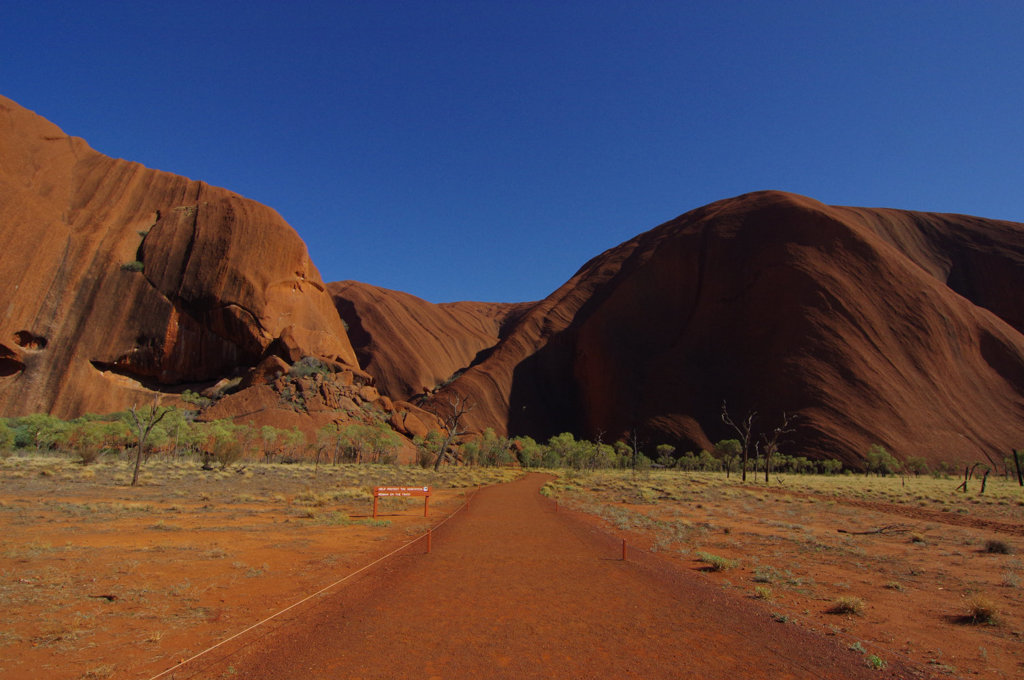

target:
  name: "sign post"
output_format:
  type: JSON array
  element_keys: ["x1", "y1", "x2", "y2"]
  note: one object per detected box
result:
[{"x1": 372, "y1": 486, "x2": 431, "y2": 518}]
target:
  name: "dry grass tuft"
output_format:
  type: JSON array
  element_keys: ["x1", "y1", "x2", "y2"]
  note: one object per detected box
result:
[
  {"x1": 829, "y1": 596, "x2": 865, "y2": 615},
  {"x1": 962, "y1": 595, "x2": 999, "y2": 625},
  {"x1": 984, "y1": 539, "x2": 1013, "y2": 555}
]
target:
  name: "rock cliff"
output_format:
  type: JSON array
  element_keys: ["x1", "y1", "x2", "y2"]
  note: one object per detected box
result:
[
  {"x1": 0, "y1": 95, "x2": 356, "y2": 418},
  {"x1": 329, "y1": 281, "x2": 530, "y2": 402},
  {"x1": 4, "y1": 95, "x2": 1023, "y2": 469},
  {"x1": 429, "y1": 191, "x2": 1024, "y2": 468}
]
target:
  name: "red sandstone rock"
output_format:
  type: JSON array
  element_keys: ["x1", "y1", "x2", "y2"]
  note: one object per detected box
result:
[
  {"x1": 240, "y1": 355, "x2": 290, "y2": 389},
  {"x1": 429, "y1": 191, "x2": 1024, "y2": 469},
  {"x1": 4, "y1": 95, "x2": 1023, "y2": 471},
  {"x1": 329, "y1": 281, "x2": 530, "y2": 401},
  {"x1": 358, "y1": 385, "x2": 380, "y2": 403},
  {"x1": 0, "y1": 95, "x2": 356, "y2": 418}
]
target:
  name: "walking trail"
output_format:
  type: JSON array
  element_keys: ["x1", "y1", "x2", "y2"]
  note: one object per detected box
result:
[{"x1": 192, "y1": 473, "x2": 917, "y2": 679}]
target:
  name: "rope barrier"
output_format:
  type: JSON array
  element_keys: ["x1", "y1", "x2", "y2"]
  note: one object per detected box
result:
[{"x1": 144, "y1": 486, "x2": 479, "y2": 680}]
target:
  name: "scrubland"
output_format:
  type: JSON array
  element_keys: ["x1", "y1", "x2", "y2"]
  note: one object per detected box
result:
[
  {"x1": 0, "y1": 455, "x2": 517, "y2": 680},
  {"x1": 545, "y1": 470, "x2": 1024, "y2": 679}
]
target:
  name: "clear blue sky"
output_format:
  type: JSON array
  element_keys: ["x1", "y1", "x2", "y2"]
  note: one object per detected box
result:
[{"x1": 4, "y1": 1, "x2": 1023, "y2": 302}]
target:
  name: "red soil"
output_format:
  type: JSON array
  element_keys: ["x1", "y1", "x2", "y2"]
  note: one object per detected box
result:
[{"x1": 190, "y1": 474, "x2": 917, "y2": 679}]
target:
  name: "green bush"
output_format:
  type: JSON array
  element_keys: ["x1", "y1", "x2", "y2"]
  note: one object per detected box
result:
[
  {"x1": 289, "y1": 356, "x2": 331, "y2": 378},
  {"x1": 695, "y1": 551, "x2": 737, "y2": 571},
  {"x1": 121, "y1": 260, "x2": 144, "y2": 272},
  {"x1": 904, "y1": 456, "x2": 930, "y2": 476},
  {"x1": 865, "y1": 445, "x2": 901, "y2": 476}
]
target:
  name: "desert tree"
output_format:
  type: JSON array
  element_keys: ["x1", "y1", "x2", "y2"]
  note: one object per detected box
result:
[
  {"x1": 0, "y1": 419, "x2": 13, "y2": 452},
  {"x1": 66, "y1": 419, "x2": 125, "y2": 466},
  {"x1": 721, "y1": 401, "x2": 756, "y2": 482},
  {"x1": 865, "y1": 444, "x2": 901, "y2": 477},
  {"x1": 759, "y1": 412, "x2": 795, "y2": 483},
  {"x1": 428, "y1": 391, "x2": 475, "y2": 471},
  {"x1": 655, "y1": 444, "x2": 677, "y2": 468},
  {"x1": 260, "y1": 425, "x2": 281, "y2": 462},
  {"x1": 714, "y1": 439, "x2": 742, "y2": 478},
  {"x1": 126, "y1": 399, "x2": 174, "y2": 486}
]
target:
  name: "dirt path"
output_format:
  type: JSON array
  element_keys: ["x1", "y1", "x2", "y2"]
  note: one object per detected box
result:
[{"x1": 188, "y1": 473, "x2": 921, "y2": 679}]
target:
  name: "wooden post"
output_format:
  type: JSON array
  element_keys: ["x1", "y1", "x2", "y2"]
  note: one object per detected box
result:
[
  {"x1": 621, "y1": 538, "x2": 626, "y2": 561},
  {"x1": 372, "y1": 495, "x2": 378, "y2": 518},
  {"x1": 955, "y1": 466, "x2": 969, "y2": 493},
  {"x1": 424, "y1": 494, "x2": 430, "y2": 517}
]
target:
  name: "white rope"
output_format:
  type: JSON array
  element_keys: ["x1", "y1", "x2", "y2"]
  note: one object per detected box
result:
[{"x1": 144, "y1": 488, "x2": 477, "y2": 680}]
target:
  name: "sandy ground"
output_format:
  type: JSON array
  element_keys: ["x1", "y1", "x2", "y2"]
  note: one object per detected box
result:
[
  {"x1": 198, "y1": 473, "x2": 912, "y2": 680},
  {"x1": 548, "y1": 471, "x2": 1024, "y2": 679},
  {"x1": 1, "y1": 460, "x2": 1021, "y2": 679},
  {"x1": 0, "y1": 456, "x2": 511, "y2": 680}
]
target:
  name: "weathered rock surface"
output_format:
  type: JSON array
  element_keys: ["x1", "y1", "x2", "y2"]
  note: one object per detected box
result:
[
  {"x1": 0, "y1": 95, "x2": 357, "y2": 418},
  {"x1": 329, "y1": 281, "x2": 531, "y2": 401},
  {"x1": 4, "y1": 96, "x2": 1023, "y2": 470},
  {"x1": 431, "y1": 191, "x2": 1024, "y2": 468}
]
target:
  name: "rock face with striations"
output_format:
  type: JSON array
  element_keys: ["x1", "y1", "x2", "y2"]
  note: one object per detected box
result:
[
  {"x1": 430, "y1": 191, "x2": 1024, "y2": 469},
  {"x1": 4, "y1": 95, "x2": 1023, "y2": 470},
  {"x1": 0, "y1": 95, "x2": 356, "y2": 418},
  {"x1": 329, "y1": 280, "x2": 531, "y2": 402}
]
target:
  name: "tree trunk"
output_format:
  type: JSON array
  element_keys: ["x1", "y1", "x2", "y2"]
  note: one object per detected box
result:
[
  {"x1": 433, "y1": 432, "x2": 455, "y2": 471},
  {"x1": 131, "y1": 444, "x2": 144, "y2": 486},
  {"x1": 1014, "y1": 449, "x2": 1024, "y2": 487}
]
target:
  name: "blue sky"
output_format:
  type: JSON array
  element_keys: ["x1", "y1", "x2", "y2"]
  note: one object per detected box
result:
[{"x1": 4, "y1": 1, "x2": 1023, "y2": 302}]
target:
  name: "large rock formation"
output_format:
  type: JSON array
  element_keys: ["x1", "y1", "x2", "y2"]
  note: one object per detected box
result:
[
  {"x1": 429, "y1": 191, "x2": 1024, "y2": 468},
  {"x1": 0, "y1": 95, "x2": 357, "y2": 418},
  {"x1": 330, "y1": 281, "x2": 530, "y2": 402},
  {"x1": 4, "y1": 95, "x2": 1022, "y2": 470}
]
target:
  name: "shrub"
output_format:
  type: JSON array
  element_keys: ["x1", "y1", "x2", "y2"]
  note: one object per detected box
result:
[
  {"x1": 695, "y1": 551, "x2": 737, "y2": 571},
  {"x1": 865, "y1": 445, "x2": 901, "y2": 476},
  {"x1": 830, "y1": 596, "x2": 865, "y2": 615},
  {"x1": 904, "y1": 456, "x2": 930, "y2": 476},
  {"x1": 865, "y1": 655, "x2": 886, "y2": 670},
  {"x1": 754, "y1": 585, "x2": 773, "y2": 600},
  {"x1": 289, "y1": 356, "x2": 331, "y2": 379},
  {"x1": 963, "y1": 595, "x2": 998, "y2": 625},
  {"x1": 819, "y1": 459, "x2": 843, "y2": 475},
  {"x1": 984, "y1": 539, "x2": 1013, "y2": 555},
  {"x1": 655, "y1": 444, "x2": 676, "y2": 467},
  {"x1": 180, "y1": 389, "x2": 213, "y2": 407},
  {"x1": 121, "y1": 260, "x2": 144, "y2": 272},
  {"x1": 0, "y1": 420, "x2": 14, "y2": 453}
]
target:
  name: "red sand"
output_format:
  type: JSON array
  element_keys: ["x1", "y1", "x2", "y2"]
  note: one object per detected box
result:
[{"x1": 192, "y1": 474, "x2": 914, "y2": 679}]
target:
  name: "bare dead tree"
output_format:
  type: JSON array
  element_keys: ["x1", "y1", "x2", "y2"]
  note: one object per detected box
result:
[
  {"x1": 954, "y1": 462, "x2": 985, "y2": 493},
  {"x1": 721, "y1": 401, "x2": 756, "y2": 482},
  {"x1": 429, "y1": 392, "x2": 475, "y2": 471},
  {"x1": 127, "y1": 399, "x2": 173, "y2": 487},
  {"x1": 760, "y1": 412, "x2": 796, "y2": 484}
]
